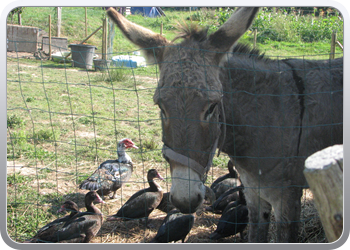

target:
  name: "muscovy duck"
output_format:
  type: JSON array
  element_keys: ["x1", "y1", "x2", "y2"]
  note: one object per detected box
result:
[
  {"x1": 150, "y1": 209, "x2": 195, "y2": 243},
  {"x1": 79, "y1": 138, "x2": 138, "y2": 199},
  {"x1": 44, "y1": 191, "x2": 105, "y2": 243},
  {"x1": 107, "y1": 169, "x2": 164, "y2": 224},
  {"x1": 26, "y1": 191, "x2": 105, "y2": 243},
  {"x1": 210, "y1": 160, "x2": 241, "y2": 199},
  {"x1": 25, "y1": 201, "x2": 80, "y2": 243},
  {"x1": 209, "y1": 188, "x2": 248, "y2": 241}
]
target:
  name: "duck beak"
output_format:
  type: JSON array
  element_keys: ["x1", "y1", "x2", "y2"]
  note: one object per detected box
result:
[
  {"x1": 157, "y1": 173, "x2": 165, "y2": 181},
  {"x1": 95, "y1": 194, "x2": 106, "y2": 204},
  {"x1": 125, "y1": 141, "x2": 138, "y2": 149}
]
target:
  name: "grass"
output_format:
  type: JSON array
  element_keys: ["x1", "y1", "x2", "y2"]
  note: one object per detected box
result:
[{"x1": 7, "y1": 7, "x2": 341, "y2": 243}]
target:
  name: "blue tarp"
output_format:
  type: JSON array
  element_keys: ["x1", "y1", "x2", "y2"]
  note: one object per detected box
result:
[{"x1": 130, "y1": 7, "x2": 164, "y2": 17}]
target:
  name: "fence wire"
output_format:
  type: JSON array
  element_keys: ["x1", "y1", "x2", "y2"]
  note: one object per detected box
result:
[{"x1": 7, "y1": 36, "x2": 342, "y2": 244}]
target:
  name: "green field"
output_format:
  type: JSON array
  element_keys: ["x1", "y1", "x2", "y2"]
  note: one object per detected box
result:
[{"x1": 7, "y1": 7, "x2": 342, "y2": 243}]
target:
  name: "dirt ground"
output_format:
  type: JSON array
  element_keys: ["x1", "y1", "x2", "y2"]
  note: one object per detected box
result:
[{"x1": 8, "y1": 158, "x2": 325, "y2": 244}]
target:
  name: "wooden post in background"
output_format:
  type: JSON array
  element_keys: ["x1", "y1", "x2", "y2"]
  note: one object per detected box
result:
[
  {"x1": 304, "y1": 145, "x2": 343, "y2": 243},
  {"x1": 48, "y1": 14, "x2": 51, "y2": 59},
  {"x1": 330, "y1": 31, "x2": 337, "y2": 59},
  {"x1": 108, "y1": 17, "x2": 115, "y2": 60},
  {"x1": 57, "y1": 7, "x2": 62, "y2": 37},
  {"x1": 102, "y1": 18, "x2": 108, "y2": 60},
  {"x1": 105, "y1": 17, "x2": 108, "y2": 59},
  {"x1": 160, "y1": 22, "x2": 163, "y2": 36}
]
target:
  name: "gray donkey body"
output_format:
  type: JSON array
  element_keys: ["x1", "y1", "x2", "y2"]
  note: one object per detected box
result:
[{"x1": 107, "y1": 7, "x2": 343, "y2": 242}]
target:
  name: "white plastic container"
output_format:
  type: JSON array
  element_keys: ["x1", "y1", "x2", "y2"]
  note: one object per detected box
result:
[{"x1": 111, "y1": 55, "x2": 146, "y2": 68}]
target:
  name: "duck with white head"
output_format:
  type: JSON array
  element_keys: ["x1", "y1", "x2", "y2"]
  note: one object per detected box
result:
[{"x1": 80, "y1": 138, "x2": 138, "y2": 199}]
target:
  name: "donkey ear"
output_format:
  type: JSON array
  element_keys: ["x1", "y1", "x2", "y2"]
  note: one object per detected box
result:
[
  {"x1": 107, "y1": 8, "x2": 171, "y2": 64},
  {"x1": 206, "y1": 7, "x2": 259, "y2": 61}
]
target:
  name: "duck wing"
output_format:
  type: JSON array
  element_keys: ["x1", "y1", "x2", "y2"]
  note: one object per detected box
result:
[
  {"x1": 156, "y1": 192, "x2": 176, "y2": 213},
  {"x1": 49, "y1": 212, "x2": 102, "y2": 243},
  {"x1": 211, "y1": 185, "x2": 243, "y2": 213},
  {"x1": 29, "y1": 215, "x2": 72, "y2": 243},
  {"x1": 79, "y1": 161, "x2": 133, "y2": 192},
  {"x1": 28, "y1": 203, "x2": 81, "y2": 243},
  {"x1": 151, "y1": 211, "x2": 194, "y2": 243},
  {"x1": 211, "y1": 177, "x2": 241, "y2": 199},
  {"x1": 113, "y1": 188, "x2": 162, "y2": 220},
  {"x1": 210, "y1": 204, "x2": 248, "y2": 240}
]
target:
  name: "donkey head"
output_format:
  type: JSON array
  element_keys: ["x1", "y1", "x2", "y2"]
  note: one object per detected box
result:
[{"x1": 108, "y1": 7, "x2": 259, "y2": 213}]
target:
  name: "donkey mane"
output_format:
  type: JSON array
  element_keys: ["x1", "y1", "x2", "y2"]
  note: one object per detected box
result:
[
  {"x1": 231, "y1": 43, "x2": 268, "y2": 61},
  {"x1": 172, "y1": 22, "x2": 268, "y2": 62},
  {"x1": 171, "y1": 22, "x2": 209, "y2": 43}
]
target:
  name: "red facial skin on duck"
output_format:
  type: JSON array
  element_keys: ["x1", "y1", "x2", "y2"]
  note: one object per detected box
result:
[
  {"x1": 122, "y1": 139, "x2": 139, "y2": 149},
  {"x1": 94, "y1": 193, "x2": 105, "y2": 204}
]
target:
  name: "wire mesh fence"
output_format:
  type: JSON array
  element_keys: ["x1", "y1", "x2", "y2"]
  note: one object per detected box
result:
[
  {"x1": 7, "y1": 42, "x2": 342, "y2": 244},
  {"x1": 6, "y1": 7, "x2": 343, "y2": 244}
]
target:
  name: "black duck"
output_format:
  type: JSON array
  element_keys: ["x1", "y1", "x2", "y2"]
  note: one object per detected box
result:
[
  {"x1": 25, "y1": 201, "x2": 79, "y2": 243},
  {"x1": 107, "y1": 169, "x2": 164, "y2": 224},
  {"x1": 210, "y1": 189, "x2": 248, "y2": 240},
  {"x1": 210, "y1": 160, "x2": 240, "y2": 199},
  {"x1": 43, "y1": 191, "x2": 105, "y2": 243},
  {"x1": 150, "y1": 209, "x2": 195, "y2": 243}
]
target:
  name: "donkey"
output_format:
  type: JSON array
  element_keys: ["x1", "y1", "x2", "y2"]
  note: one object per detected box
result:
[{"x1": 107, "y1": 7, "x2": 343, "y2": 242}]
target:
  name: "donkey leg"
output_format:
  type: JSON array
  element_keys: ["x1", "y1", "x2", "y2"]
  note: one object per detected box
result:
[
  {"x1": 244, "y1": 188, "x2": 272, "y2": 242},
  {"x1": 272, "y1": 187, "x2": 303, "y2": 242}
]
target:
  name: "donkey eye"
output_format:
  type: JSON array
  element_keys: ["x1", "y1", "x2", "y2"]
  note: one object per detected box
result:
[{"x1": 204, "y1": 103, "x2": 218, "y2": 121}]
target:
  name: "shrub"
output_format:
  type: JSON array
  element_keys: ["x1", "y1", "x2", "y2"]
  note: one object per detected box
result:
[
  {"x1": 95, "y1": 68, "x2": 128, "y2": 83},
  {"x1": 31, "y1": 129, "x2": 60, "y2": 143},
  {"x1": 8, "y1": 130, "x2": 27, "y2": 146},
  {"x1": 7, "y1": 114, "x2": 25, "y2": 129},
  {"x1": 250, "y1": 8, "x2": 343, "y2": 44}
]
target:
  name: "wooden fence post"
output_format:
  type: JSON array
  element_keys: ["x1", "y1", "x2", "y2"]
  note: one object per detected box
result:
[
  {"x1": 330, "y1": 31, "x2": 337, "y2": 59},
  {"x1": 48, "y1": 15, "x2": 51, "y2": 59},
  {"x1": 303, "y1": 144, "x2": 343, "y2": 242},
  {"x1": 102, "y1": 18, "x2": 108, "y2": 60},
  {"x1": 57, "y1": 7, "x2": 62, "y2": 37},
  {"x1": 160, "y1": 22, "x2": 163, "y2": 36},
  {"x1": 108, "y1": 17, "x2": 115, "y2": 59}
]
